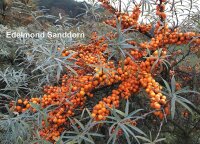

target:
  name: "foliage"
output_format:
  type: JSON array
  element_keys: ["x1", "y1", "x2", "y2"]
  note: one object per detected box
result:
[{"x1": 0, "y1": 0, "x2": 200, "y2": 144}]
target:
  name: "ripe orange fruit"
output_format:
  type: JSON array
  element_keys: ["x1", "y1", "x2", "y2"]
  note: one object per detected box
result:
[
  {"x1": 93, "y1": 80, "x2": 99, "y2": 86},
  {"x1": 159, "y1": 113, "x2": 164, "y2": 119},
  {"x1": 26, "y1": 104, "x2": 30, "y2": 108},
  {"x1": 16, "y1": 106, "x2": 22, "y2": 111},
  {"x1": 53, "y1": 118, "x2": 58, "y2": 123},
  {"x1": 154, "y1": 102, "x2": 161, "y2": 109},
  {"x1": 91, "y1": 113, "x2": 96, "y2": 118},
  {"x1": 150, "y1": 91, "x2": 156, "y2": 97},
  {"x1": 72, "y1": 86, "x2": 78, "y2": 92},
  {"x1": 23, "y1": 100, "x2": 28, "y2": 105},
  {"x1": 32, "y1": 100, "x2": 37, "y2": 104},
  {"x1": 164, "y1": 107, "x2": 170, "y2": 115},
  {"x1": 159, "y1": 99, "x2": 166, "y2": 105},
  {"x1": 98, "y1": 115, "x2": 103, "y2": 120},
  {"x1": 79, "y1": 91, "x2": 85, "y2": 96},
  {"x1": 17, "y1": 99, "x2": 23, "y2": 104}
]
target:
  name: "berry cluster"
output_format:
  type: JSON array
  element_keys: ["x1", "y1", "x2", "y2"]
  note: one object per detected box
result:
[
  {"x1": 140, "y1": 25, "x2": 199, "y2": 50},
  {"x1": 10, "y1": 0, "x2": 200, "y2": 142}
]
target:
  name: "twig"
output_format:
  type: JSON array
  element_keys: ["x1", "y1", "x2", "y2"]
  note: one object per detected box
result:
[
  {"x1": 119, "y1": 0, "x2": 121, "y2": 13},
  {"x1": 155, "y1": 120, "x2": 163, "y2": 140},
  {"x1": 171, "y1": 46, "x2": 191, "y2": 68}
]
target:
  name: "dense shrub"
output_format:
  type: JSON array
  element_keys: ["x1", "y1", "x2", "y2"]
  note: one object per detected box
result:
[{"x1": 0, "y1": 0, "x2": 200, "y2": 144}]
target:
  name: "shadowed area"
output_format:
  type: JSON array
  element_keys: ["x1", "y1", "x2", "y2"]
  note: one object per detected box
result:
[{"x1": 38, "y1": 0, "x2": 90, "y2": 18}]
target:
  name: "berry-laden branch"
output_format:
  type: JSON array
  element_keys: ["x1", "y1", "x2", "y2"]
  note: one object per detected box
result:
[{"x1": 9, "y1": 0, "x2": 200, "y2": 142}]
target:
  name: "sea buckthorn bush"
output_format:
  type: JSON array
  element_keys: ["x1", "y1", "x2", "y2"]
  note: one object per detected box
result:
[{"x1": 0, "y1": 0, "x2": 200, "y2": 143}]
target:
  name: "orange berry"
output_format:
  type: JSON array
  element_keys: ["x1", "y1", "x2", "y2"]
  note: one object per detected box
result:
[
  {"x1": 159, "y1": 99, "x2": 166, "y2": 105},
  {"x1": 79, "y1": 91, "x2": 85, "y2": 96},
  {"x1": 23, "y1": 100, "x2": 28, "y2": 105},
  {"x1": 159, "y1": 113, "x2": 164, "y2": 119},
  {"x1": 164, "y1": 107, "x2": 170, "y2": 115},
  {"x1": 26, "y1": 104, "x2": 30, "y2": 108},
  {"x1": 154, "y1": 102, "x2": 161, "y2": 109},
  {"x1": 91, "y1": 113, "x2": 96, "y2": 118},
  {"x1": 53, "y1": 118, "x2": 58, "y2": 123},
  {"x1": 72, "y1": 86, "x2": 78, "y2": 92},
  {"x1": 150, "y1": 91, "x2": 156, "y2": 97},
  {"x1": 17, "y1": 99, "x2": 23, "y2": 104},
  {"x1": 98, "y1": 115, "x2": 103, "y2": 120},
  {"x1": 16, "y1": 106, "x2": 21, "y2": 111},
  {"x1": 93, "y1": 80, "x2": 99, "y2": 86},
  {"x1": 32, "y1": 100, "x2": 37, "y2": 104},
  {"x1": 22, "y1": 108, "x2": 26, "y2": 113}
]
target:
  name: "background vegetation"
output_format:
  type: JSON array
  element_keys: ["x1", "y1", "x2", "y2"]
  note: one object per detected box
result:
[{"x1": 0, "y1": 0, "x2": 200, "y2": 144}]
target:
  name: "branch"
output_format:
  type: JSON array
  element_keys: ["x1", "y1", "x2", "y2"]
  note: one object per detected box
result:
[
  {"x1": 170, "y1": 46, "x2": 191, "y2": 68},
  {"x1": 119, "y1": 0, "x2": 121, "y2": 13}
]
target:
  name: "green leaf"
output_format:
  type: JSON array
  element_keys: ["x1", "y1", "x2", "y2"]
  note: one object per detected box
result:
[
  {"x1": 74, "y1": 118, "x2": 85, "y2": 130},
  {"x1": 119, "y1": 124, "x2": 130, "y2": 137},
  {"x1": 155, "y1": 138, "x2": 166, "y2": 143},
  {"x1": 177, "y1": 96, "x2": 195, "y2": 108},
  {"x1": 125, "y1": 100, "x2": 129, "y2": 116},
  {"x1": 171, "y1": 75, "x2": 176, "y2": 94},
  {"x1": 127, "y1": 124, "x2": 146, "y2": 136},
  {"x1": 109, "y1": 123, "x2": 117, "y2": 136},
  {"x1": 136, "y1": 136, "x2": 151, "y2": 143},
  {"x1": 115, "y1": 109, "x2": 125, "y2": 117},
  {"x1": 80, "y1": 135, "x2": 94, "y2": 144},
  {"x1": 124, "y1": 132, "x2": 131, "y2": 144},
  {"x1": 171, "y1": 95, "x2": 176, "y2": 119},
  {"x1": 175, "y1": 89, "x2": 200, "y2": 95},
  {"x1": 122, "y1": 124, "x2": 140, "y2": 144},
  {"x1": 128, "y1": 109, "x2": 143, "y2": 117},
  {"x1": 176, "y1": 99, "x2": 194, "y2": 115},
  {"x1": 107, "y1": 127, "x2": 118, "y2": 144},
  {"x1": 89, "y1": 133, "x2": 104, "y2": 137},
  {"x1": 110, "y1": 108, "x2": 121, "y2": 121},
  {"x1": 162, "y1": 78, "x2": 172, "y2": 96},
  {"x1": 30, "y1": 102, "x2": 41, "y2": 111}
]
